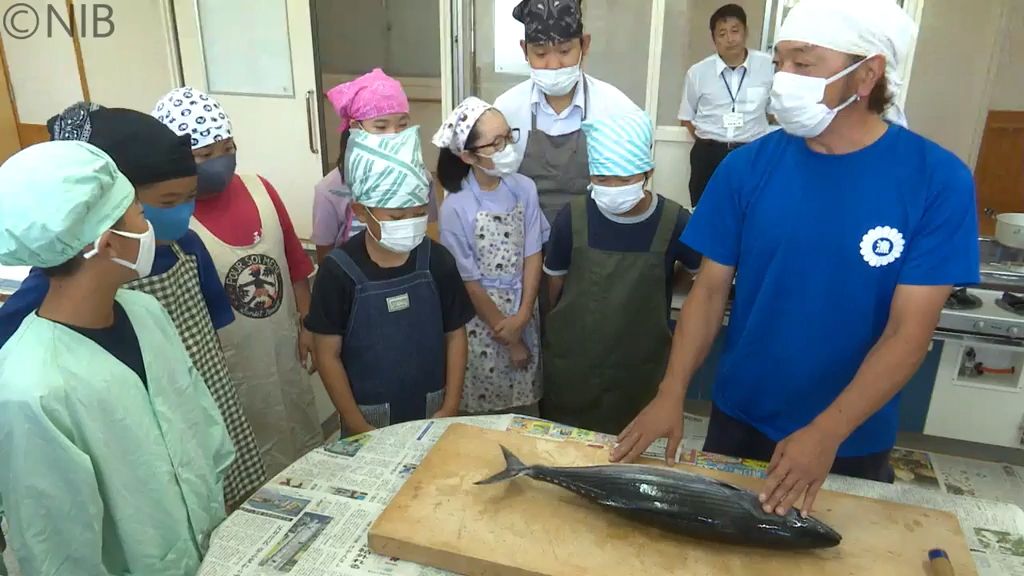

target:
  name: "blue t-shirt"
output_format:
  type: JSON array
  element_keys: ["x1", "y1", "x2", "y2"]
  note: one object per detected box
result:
[
  {"x1": 682, "y1": 125, "x2": 980, "y2": 457},
  {"x1": 544, "y1": 194, "x2": 702, "y2": 313},
  {"x1": 0, "y1": 231, "x2": 234, "y2": 347}
]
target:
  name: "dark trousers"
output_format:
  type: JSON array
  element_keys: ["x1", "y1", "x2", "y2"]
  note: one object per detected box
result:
[
  {"x1": 689, "y1": 138, "x2": 743, "y2": 207},
  {"x1": 703, "y1": 404, "x2": 896, "y2": 483}
]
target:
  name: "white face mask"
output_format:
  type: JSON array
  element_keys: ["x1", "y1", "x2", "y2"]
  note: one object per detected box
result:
[
  {"x1": 531, "y1": 53, "x2": 583, "y2": 97},
  {"x1": 768, "y1": 58, "x2": 867, "y2": 138},
  {"x1": 84, "y1": 221, "x2": 157, "y2": 278},
  {"x1": 478, "y1": 146, "x2": 521, "y2": 177},
  {"x1": 590, "y1": 180, "x2": 646, "y2": 215},
  {"x1": 368, "y1": 212, "x2": 429, "y2": 254}
]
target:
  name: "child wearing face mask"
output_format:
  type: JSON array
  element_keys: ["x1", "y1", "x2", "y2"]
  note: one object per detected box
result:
[
  {"x1": 0, "y1": 141, "x2": 234, "y2": 576},
  {"x1": 433, "y1": 98, "x2": 548, "y2": 416},
  {"x1": 0, "y1": 102, "x2": 267, "y2": 509},
  {"x1": 153, "y1": 88, "x2": 323, "y2": 477},
  {"x1": 542, "y1": 106, "x2": 702, "y2": 434},
  {"x1": 315, "y1": 69, "x2": 441, "y2": 265},
  {"x1": 305, "y1": 126, "x2": 474, "y2": 435}
]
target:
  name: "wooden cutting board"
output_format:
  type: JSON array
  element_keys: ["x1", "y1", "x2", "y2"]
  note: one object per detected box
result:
[{"x1": 369, "y1": 424, "x2": 977, "y2": 576}]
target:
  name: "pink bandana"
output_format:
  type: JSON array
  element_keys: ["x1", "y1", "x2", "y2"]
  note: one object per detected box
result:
[{"x1": 325, "y1": 68, "x2": 410, "y2": 132}]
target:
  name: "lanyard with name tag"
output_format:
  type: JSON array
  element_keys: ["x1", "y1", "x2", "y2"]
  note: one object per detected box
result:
[{"x1": 721, "y1": 67, "x2": 747, "y2": 129}]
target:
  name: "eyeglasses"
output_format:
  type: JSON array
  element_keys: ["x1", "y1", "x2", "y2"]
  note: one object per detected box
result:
[{"x1": 468, "y1": 128, "x2": 521, "y2": 153}]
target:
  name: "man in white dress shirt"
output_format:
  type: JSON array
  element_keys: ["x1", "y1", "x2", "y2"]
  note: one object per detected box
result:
[
  {"x1": 679, "y1": 4, "x2": 773, "y2": 207},
  {"x1": 494, "y1": 0, "x2": 637, "y2": 226}
]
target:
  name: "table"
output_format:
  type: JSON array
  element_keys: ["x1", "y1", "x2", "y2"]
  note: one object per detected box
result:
[{"x1": 198, "y1": 415, "x2": 1024, "y2": 576}]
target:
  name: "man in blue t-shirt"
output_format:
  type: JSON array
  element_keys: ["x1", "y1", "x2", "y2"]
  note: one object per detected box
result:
[{"x1": 612, "y1": 0, "x2": 979, "y2": 518}]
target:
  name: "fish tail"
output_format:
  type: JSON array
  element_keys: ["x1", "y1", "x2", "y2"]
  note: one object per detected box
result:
[{"x1": 474, "y1": 445, "x2": 531, "y2": 485}]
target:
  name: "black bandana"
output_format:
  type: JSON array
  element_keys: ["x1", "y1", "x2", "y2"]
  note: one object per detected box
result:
[
  {"x1": 513, "y1": 0, "x2": 583, "y2": 45},
  {"x1": 47, "y1": 103, "x2": 196, "y2": 187}
]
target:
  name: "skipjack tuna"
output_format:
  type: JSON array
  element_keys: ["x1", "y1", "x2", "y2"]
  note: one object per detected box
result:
[{"x1": 476, "y1": 445, "x2": 842, "y2": 550}]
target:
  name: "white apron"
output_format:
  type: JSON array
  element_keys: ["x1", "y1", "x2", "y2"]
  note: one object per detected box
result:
[
  {"x1": 191, "y1": 174, "x2": 323, "y2": 476},
  {"x1": 462, "y1": 193, "x2": 542, "y2": 414}
]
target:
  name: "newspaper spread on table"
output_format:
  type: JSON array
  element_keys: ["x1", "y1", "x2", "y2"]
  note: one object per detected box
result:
[{"x1": 196, "y1": 415, "x2": 1024, "y2": 576}]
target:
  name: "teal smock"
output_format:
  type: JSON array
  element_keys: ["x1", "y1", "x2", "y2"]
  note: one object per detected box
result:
[{"x1": 0, "y1": 289, "x2": 235, "y2": 576}]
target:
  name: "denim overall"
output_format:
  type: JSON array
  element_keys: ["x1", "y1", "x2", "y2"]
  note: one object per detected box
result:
[{"x1": 330, "y1": 241, "x2": 446, "y2": 430}]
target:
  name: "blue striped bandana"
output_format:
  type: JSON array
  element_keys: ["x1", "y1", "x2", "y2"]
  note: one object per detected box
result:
[{"x1": 582, "y1": 106, "x2": 655, "y2": 177}]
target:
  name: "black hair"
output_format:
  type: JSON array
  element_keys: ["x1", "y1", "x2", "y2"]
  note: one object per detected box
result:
[
  {"x1": 336, "y1": 129, "x2": 352, "y2": 180},
  {"x1": 43, "y1": 257, "x2": 82, "y2": 278},
  {"x1": 436, "y1": 122, "x2": 484, "y2": 193},
  {"x1": 710, "y1": 4, "x2": 747, "y2": 33},
  {"x1": 849, "y1": 55, "x2": 893, "y2": 115}
]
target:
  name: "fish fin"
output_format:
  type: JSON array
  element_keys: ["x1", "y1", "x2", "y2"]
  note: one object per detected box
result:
[{"x1": 474, "y1": 445, "x2": 530, "y2": 485}]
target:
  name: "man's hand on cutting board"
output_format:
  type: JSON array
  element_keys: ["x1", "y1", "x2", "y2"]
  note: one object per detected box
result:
[
  {"x1": 610, "y1": 389, "x2": 684, "y2": 466},
  {"x1": 759, "y1": 423, "x2": 843, "y2": 517}
]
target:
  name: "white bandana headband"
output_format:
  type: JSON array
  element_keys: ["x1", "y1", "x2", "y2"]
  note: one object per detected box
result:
[
  {"x1": 432, "y1": 97, "x2": 494, "y2": 154},
  {"x1": 777, "y1": 0, "x2": 918, "y2": 127},
  {"x1": 152, "y1": 87, "x2": 233, "y2": 149}
]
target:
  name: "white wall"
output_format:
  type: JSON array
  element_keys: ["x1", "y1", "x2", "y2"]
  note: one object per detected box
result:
[
  {"x1": 904, "y1": 0, "x2": 1006, "y2": 167},
  {"x1": 657, "y1": 0, "x2": 766, "y2": 125},
  {"x1": 1, "y1": 0, "x2": 83, "y2": 124},
  {"x1": 78, "y1": 0, "x2": 177, "y2": 111},
  {"x1": 989, "y1": 0, "x2": 1024, "y2": 111}
]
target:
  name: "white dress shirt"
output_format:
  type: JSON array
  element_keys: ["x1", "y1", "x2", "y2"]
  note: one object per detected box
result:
[
  {"x1": 678, "y1": 49, "x2": 774, "y2": 143},
  {"x1": 494, "y1": 73, "x2": 637, "y2": 160}
]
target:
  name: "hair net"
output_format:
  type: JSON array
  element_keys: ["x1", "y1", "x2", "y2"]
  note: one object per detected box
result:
[{"x1": 0, "y1": 141, "x2": 135, "y2": 268}]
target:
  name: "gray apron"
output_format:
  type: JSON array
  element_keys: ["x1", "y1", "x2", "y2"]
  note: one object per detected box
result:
[{"x1": 518, "y1": 79, "x2": 592, "y2": 226}]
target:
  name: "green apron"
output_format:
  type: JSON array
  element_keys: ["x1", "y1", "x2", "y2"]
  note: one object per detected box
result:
[{"x1": 542, "y1": 196, "x2": 678, "y2": 434}]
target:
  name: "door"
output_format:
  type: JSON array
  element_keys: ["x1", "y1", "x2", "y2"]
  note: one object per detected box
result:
[
  {"x1": 172, "y1": 0, "x2": 323, "y2": 239},
  {"x1": 0, "y1": 0, "x2": 87, "y2": 150},
  {"x1": 0, "y1": 34, "x2": 20, "y2": 162},
  {"x1": 975, "y1": 111, "x2": 1024, "y2": 236}
]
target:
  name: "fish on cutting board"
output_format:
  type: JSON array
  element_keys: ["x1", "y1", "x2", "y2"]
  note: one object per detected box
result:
[{"x1": 476, "y1": 445, "x2": 842, "y2": 550}]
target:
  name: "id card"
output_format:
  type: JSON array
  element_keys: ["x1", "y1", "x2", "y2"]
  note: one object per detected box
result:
[
  {"x1": 723, "y1": 112, "x2": 745, "y2": 129},
  {"x1": 387, "y1": 293, "x2": 411, "y2": 313}
]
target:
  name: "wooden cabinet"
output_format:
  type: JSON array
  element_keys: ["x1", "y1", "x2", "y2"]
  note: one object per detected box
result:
[{"x1": 975, "y1": 111, "x2": 1024, "y2": 236}]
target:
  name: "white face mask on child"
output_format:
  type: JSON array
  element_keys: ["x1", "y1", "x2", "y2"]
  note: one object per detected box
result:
[
  {"x1": 368, "y1": 212, "x2": 429, "y2": 254},
  {"x1": 478, "y1": 146, "x2": 521, "y2": 177},
  {"x1": 84, "y1": 221, "x2": 157, "y2": 279},
  {"x1": 590, "y1": 180, "x2": 646, "y2": 215}
]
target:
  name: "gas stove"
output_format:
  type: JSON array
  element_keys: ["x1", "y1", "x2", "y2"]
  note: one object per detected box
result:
[{"x1": 938, "y1": 288, "x2": 1024, "y2": 342}]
